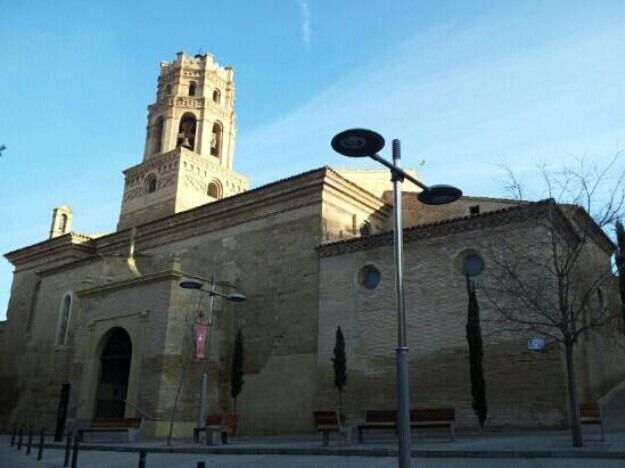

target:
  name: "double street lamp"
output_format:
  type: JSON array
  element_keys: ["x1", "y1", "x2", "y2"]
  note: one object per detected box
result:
[
  {"x1": 179, "y1": 279, "x2": 247, "y2": 303},
  {"x1": 179, "y1": 277, "x2": 247, "y2": 432},
  {"x1": 331, "y1": 129, "x2": 462, "y2": 468}
]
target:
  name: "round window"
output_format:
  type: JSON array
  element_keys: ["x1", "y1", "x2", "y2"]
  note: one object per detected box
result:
[
  {"x1": 359, "y1": 265, "x2": 381, "y2": 290},
  {"x1": 463, "y1": 254, "x2": 485, "y2": 277}
]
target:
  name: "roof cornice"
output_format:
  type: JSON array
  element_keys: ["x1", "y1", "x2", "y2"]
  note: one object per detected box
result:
[
  {"x1": 95, "y1": 167, "x2": 329, "y2": 253},
  {"x1": 316, "y1": 199, "x2": 601, "y2": 257},
  {"x1": 76, "y1": 269, "x2": 182, "y2": 297},
  {"x1": 4, "y1": 233, "x2": 96, "y2": 268},
  {"x1": 567, "y1": 206, "x2": 616, "y2": 253},
  {"x1": 4, "y1": 167, "x2": 332, "y2": 267}
]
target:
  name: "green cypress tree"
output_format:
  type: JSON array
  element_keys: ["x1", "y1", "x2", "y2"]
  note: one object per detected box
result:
[
  {"x1": 230, "y1": 328, "x2": 244, "y2": 411},
  {"x1": 466, "y1": 279, "x2": 487, "y2": 427},
  {"x1": 615, "y1": 221, "x2": 625, "y2": 332},
  {"x1": 331, "y1": 326, "x2": 347, "y2": 417}
]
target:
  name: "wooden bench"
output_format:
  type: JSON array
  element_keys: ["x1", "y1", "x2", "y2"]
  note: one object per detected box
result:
[
  {"x1": 193, "y1": 413, "x2": 238, "y2": 445},
  {"x1": 313, "y1": 411, "x2": 349, "y2": 446},
  {"x1": 77, "y1": 418, "x2": 142, "y2": 442},
  {"x1": 358, "y1": 408, "x2": 455, "y2": 442},
  {"x1": 580, "y1": 403, "x2": 604, "y2": 441}
]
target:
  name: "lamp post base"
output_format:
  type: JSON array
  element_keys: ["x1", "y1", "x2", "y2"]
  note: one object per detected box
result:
[{"x1": 396, "y1": 346, "x2": 412, "y2": 468}]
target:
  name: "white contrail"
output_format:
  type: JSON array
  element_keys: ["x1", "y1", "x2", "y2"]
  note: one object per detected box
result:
[{"x1": 297, "y1": 0, "x2": 311, "y2": 48}]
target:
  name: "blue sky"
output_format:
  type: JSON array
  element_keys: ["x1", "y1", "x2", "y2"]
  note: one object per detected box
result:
[{"x1": 1, "y1": 1, "x2": 625, "y2": 318}]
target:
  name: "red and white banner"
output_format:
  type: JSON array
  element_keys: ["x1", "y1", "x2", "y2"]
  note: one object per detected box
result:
[{"x1": 195, "y1": 320, "x2": 210, "y2": 359}]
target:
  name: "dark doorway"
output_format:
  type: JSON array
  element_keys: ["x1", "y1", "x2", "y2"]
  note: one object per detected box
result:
[
  {"x1": 54, "y1": 383, "x2": 71, "y2": 441},
  {"x1": 94, "y1": 328, "x2": 132, "y2": 419}
]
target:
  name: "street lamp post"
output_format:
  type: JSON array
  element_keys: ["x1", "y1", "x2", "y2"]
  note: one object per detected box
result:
[
  {"x1": 331, "y1": 129, "x2": 462, "y2": 468},
  {"x1": 179, "y1": 277, "x2": 246, "y2": 434}
]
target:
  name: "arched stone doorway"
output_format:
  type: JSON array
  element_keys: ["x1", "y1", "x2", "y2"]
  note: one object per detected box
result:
[{"x1": 94, "y1": 328, "x2": 132, "y2": 419}]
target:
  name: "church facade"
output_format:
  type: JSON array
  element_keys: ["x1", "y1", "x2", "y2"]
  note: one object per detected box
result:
[{"x1": 1, "y1": 52, "x2": 624, "y2": 437}]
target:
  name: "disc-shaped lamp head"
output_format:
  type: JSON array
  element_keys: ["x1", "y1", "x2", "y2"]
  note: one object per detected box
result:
[
  {"x1": 226, "y1": 292, "x2": 247, "y2": 303},
  {"x1": 417, "y1": 185, "x2": 462, "y2": 205},
  {"x1": 179, "y1": 280, "x2": 203, "y2": 289},
  {"x1": 331, "y1": 129, "x2": 385, "y2": 157},
  {"x1": 463, "y1": 254, "x2": 485, "y2": 277}
]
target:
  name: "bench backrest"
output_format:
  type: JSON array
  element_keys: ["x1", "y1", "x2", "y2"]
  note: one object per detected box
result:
[
  {"x1": 206, "y1": 413, "x2": 239, "y2": 431},
  {"x1": 411, "y1": 408, "x2": 455, "y2": 422},
  {"x1": 314, "y1": 411, "x2": 340, "y2": 427},
  {"x1": 92, "y1": 418, "x2": 142, "y2": 428},
  {"x1": 205, "y1": 414, "x2": 223, "y2": 426},
  {"x1": 222, "y1": 413, "x2": 239, "y2": 431},
  {"x1": 366, "y1": 410, "x2": 396, "y2": 423},
  {"x1": 580, "y1": 403, "x2": 601, "y2": 418}
]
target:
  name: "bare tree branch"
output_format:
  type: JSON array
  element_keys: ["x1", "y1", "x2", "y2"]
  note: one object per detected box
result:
[
  {"x1": 488, "y1": 153, "x2": 625, "y2": 447},
  {"x1": 498, "y1": 161, "x2": 525, "y2": 200}
]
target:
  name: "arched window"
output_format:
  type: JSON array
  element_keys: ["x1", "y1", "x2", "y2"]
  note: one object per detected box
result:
[
  {"x1": 59, "y1": 214, "x2": 68, "y2": 233},
  {"x1": 165, "y1": 84, "x2": 172, "y2": 95},
  {"x1": 210, "y1": 122, "x2": 223, "y2": 157},
  {"x1": 189, "y1": 81, "x2": 197, "y2": 96},
  {"x1": 177, "y1": 113, "x2": 197, "y2": 150},
  {"x1": 55, "y1": 293, "x2": 72, "y2": 346},
  {"x1": 144, "y1": 174, "x2": 157, "y2": 194},
  {"x1": 207, "y1": 180, "x2": 222, "y2": 199},
  {"x1": 152, "y1": 116, "x2": 164, "y2": 155},
  {"x1": 212, "y1": 89, "x2": 221, "y2": 104}
]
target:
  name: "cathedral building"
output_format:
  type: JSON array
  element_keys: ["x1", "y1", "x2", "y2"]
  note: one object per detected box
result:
[{"x1": 1, "y1": 52, "x2": 624, "y2": 437}]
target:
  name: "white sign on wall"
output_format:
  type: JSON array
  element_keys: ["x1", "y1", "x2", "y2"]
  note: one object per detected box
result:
[{"x1": 527, "y1": 337, "x2": 546, "y2": 351}]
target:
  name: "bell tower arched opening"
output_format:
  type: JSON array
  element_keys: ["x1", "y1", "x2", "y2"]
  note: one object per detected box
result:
[
  {"x1": 94, "y1": 327, "x2": 132, "y2": 419},
  {"x1": 152, "y1": 116, "x2": 164, "y2": 155},
  {"x1": 177, "y1": 113, "x2": 197, "y2": 151},
  {"x1": 119, "y1": 52, "x2": 250, "y2": 230},
  {"x1": 210, "y1": 121, "x2": 223, "y2": 158}
]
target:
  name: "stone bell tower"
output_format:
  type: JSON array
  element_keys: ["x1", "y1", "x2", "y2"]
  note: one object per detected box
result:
[{"x1": 117, "y1": 52, "x2": 249, "y2": 230}]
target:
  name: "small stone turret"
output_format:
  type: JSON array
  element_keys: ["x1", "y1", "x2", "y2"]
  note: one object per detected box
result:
[{"x1": 49, "y1": 206, "x2": 73, "y2": 238}]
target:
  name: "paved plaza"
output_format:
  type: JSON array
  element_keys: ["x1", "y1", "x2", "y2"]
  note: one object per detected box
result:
[
  {"x1": 2, "y1": 430, "x2": 625, "y2": 468},
  {"x1": 2, "y1": 450, "x2": 625, "y2": 468}
]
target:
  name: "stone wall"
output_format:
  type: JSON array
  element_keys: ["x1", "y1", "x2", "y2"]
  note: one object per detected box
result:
[
  {"x1": 145, "y1": 207, "x2": 324, "y2": 435},
  {"x1": 2, "y1": 168, "x2": 337, "y2": 436},
  {"x1": 335, "y1": 169, "x2": 421, "y2": 200},
  {"x1": 4, "y1": 167, "x2": 623, "y2": 437},
  {"x1": 317, "y1": 217, "x2": 569, "y2": 430},
  {"x1": 571, "y1": 240, "x2": 625, "y2": 404},
  {"x1": 321, "y1": 171, "x2": 391, "y2": 243},
  {"x1": 0, "y1": 269, "x2": 40, "y2": 430}
]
